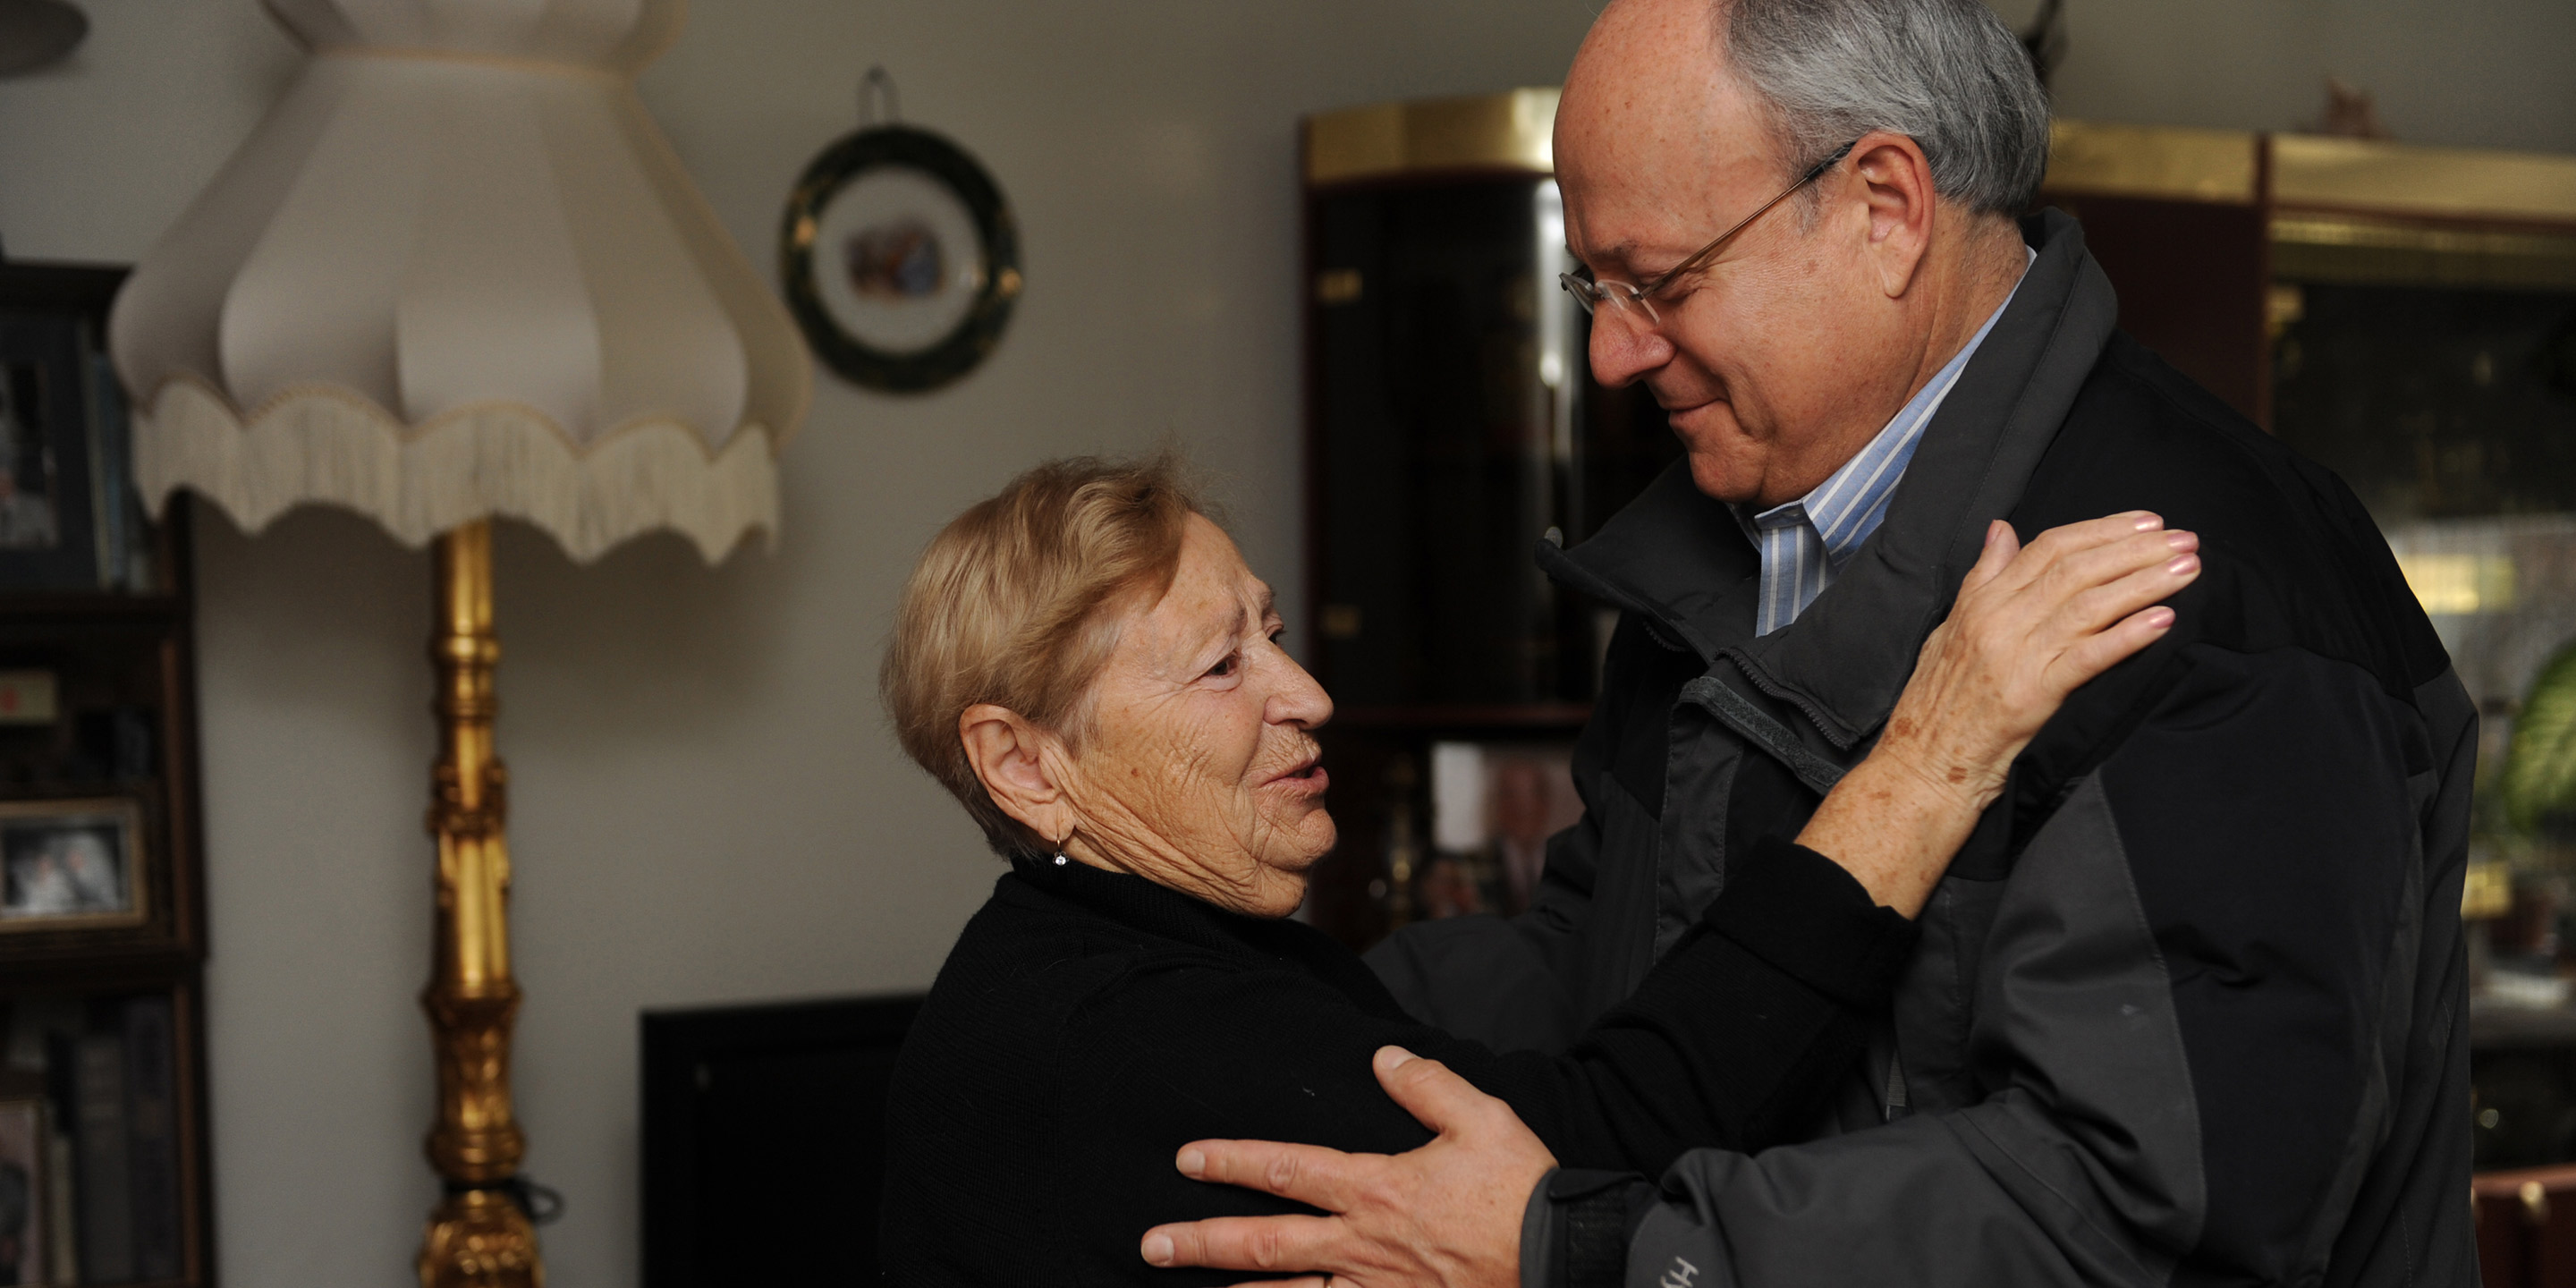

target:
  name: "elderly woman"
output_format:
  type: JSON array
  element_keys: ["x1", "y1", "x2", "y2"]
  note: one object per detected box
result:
[{"x1": 878, "y1": 458, "x2": 2198, "y2": 1286}]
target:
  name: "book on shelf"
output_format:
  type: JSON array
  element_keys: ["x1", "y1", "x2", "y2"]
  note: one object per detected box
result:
[
  {"x1": 42, "y1": 1108, "x2": 73, "y2": 1287},
  {"x1": 122, "y1": 998, "x2": 180, "y2": 1283},
  {"x1": 70, "y1": 1030, "x2": 131, "y2": 1284},
  {"x1": 30, "y1": 994, "x2": 182, "y2": 1286}
]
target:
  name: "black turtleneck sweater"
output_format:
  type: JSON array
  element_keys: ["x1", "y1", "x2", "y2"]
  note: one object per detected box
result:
[{"x1": 877, "y1": 837, "x2": 1914, "y2": 1287}]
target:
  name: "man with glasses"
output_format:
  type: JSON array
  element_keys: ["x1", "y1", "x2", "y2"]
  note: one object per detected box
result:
[{"x1": 1140, "y1": 0, "x2": 2476, "y2": 1284}]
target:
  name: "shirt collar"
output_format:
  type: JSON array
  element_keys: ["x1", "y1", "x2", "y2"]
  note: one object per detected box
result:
[{"x1": 1740, "y1": 248, "x2": 2035, "y2": 564}]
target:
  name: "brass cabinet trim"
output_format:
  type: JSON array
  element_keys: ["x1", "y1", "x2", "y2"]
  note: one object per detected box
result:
[
  {"x1": 2274, "y1": 133, "x2": 2576, "y2": 227},
  {"x1": 2039, "y1": 120, "x2": 2259, "y2": 205},
  {"x1": 1305, "y1": 89, "x2": 1559, "y2": 186}
]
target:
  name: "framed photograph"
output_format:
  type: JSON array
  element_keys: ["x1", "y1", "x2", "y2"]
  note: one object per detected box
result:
[
  {"x1": 1423, "y1": 741, "x2": 1585, "y2": 919},
  {"x1": 0, "y1": 1097, "x2": 42, "y2": 1284},
  {"x1": 0, "y1": 799, "x2": 145, "y2": 934},
  {"x1": 779, "y1": 124, "x2": 1021, "y2": 394}
]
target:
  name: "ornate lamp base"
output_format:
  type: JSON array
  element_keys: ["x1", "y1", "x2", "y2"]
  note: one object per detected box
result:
[
  {"x1": 419, "y1": 521, "x2": 543, "y2": 1288},
  {"x1": 419, "y1": 1188, "x2": 541, "y2": 1288}
]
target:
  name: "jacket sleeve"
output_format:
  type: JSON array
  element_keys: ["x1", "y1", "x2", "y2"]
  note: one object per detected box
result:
[
  {"x1": 1478, "y1": 835, "x2": 1916, "y2": 1175},
  {"x1": 1524, "y1": 644, "x2": 2448, "y2": 1287}
]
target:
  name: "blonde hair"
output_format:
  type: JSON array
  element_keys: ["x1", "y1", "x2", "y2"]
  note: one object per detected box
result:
[{"x1": 882, "y1": 456, "x2": 1201, "y2": 854}]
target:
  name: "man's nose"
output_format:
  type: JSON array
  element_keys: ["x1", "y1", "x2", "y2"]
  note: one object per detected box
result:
[{"x1": 1587, "y1": 303, "x2": 1672, "y2": 388}]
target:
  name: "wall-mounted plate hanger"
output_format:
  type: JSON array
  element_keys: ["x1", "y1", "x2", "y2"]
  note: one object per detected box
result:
[{"x1": 779, "y1": 67, "x2": 1021, "y2": 394}]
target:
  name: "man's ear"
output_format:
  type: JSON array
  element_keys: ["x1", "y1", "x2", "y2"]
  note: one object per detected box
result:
[
  {"x1": 1846, "y1": 129, "x2": 1937, "y2": 299},
  {"x1": 960, "y1": 704, "x2": 1076, "y2": 847}
]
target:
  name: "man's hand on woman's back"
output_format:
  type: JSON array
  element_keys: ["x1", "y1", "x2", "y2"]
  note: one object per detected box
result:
[{"x1": 1140, "y1": 1046, "x2": 1543, "y2": 1288}]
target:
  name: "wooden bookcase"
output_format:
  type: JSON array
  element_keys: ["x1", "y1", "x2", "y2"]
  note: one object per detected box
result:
[{"x1": 0, "y1": 260, "x2": 215, "y2": 1288}]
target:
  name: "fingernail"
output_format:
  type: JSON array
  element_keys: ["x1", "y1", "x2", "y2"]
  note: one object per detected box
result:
[
  {"x1": 1984, "y1": 521, "x2": 2003, "y2": 547},
  {"x1": 2165, "y1": 530, "x2": 2196, "y2": 550},
  {"x1": 1176, "y1": 1147, "x2": 1206, "y2": 1178},
  {"x1": 2131, "y1": 513, "x2": 2163, "y2": 531},
  {"x1": 2146, "y1": 607, "x2": 2175, "y2": 629},
  {"x1": 1378, "y1": 1046, "x2": 1416, "y2": 1071},
  {"x1": 1142, "y1": 1233, "x2": 1174, "y2": 1267},
  {"x1": 2165, "y1": 554, "x2": 2199, "y2": 575}
]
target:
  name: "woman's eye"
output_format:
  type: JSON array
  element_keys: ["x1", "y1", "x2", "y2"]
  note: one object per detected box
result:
[{"x1": 1205, "y1": 654, "x2": 1236, "y2": 679}]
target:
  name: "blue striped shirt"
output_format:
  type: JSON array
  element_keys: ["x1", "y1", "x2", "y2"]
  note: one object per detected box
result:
[{"x1": 1744, "y1": 267, "x2": 2027, "y2": 636}]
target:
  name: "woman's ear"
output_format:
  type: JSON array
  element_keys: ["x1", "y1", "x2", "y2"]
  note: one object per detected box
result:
[{"x1": 960, "y1": 704, "x2": 1075, "y2": 847}]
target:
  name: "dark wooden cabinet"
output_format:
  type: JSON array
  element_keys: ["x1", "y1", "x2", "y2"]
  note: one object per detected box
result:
[{"x1": 1300, "y1": 95, "x2": 1678, "y2": 947}]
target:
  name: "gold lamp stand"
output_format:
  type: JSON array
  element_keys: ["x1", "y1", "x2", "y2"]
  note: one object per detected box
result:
[{"x1": 419, "y1": 521, "x2": 542, "y2": 1288}]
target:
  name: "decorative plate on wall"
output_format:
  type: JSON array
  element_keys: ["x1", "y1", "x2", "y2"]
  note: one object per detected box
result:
[{"x1": 780, "y1": 121, "x2": 1021, "y2": 394}]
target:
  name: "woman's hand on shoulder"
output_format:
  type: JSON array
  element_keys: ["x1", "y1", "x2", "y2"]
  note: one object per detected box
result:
[
  {"x1": 1883, "y1": 512, "x2": 2199, "y2": 815},
  {"x1": 1797, "y1": 512, "x2": 2199, "y2": 917}
]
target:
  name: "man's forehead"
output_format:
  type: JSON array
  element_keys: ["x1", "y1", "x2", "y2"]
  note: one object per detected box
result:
[{"x1": 1558, "y1": 4, "x2": 1779, "y2": 247}]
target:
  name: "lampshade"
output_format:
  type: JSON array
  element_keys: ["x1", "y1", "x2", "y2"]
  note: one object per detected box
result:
[{"x1": 109, "y1": 0, "x2": 811, "y2": 564}]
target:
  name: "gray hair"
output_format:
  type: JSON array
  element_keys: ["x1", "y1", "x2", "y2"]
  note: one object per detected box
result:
[{"x1": 1720, "y1": 0, "x2": 2051, "y2": 216}]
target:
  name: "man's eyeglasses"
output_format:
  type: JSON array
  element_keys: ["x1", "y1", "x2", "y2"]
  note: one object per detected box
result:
[{"x1": 1559, "y1": 139, "x2": 1860, "y2": 327}]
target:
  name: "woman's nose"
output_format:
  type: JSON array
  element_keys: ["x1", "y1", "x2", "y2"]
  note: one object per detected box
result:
[
  {"x1": 1266, "y1": 650, "x2": 1334, "y2": 730},
  {"x1": 1588, "y1": 303, "x2": 1671, "y2": 388}
]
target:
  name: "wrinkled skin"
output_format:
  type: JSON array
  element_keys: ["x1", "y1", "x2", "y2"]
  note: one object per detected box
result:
[{"x1": 961, "y1": 514, "x2": 1335, "y2": 918}]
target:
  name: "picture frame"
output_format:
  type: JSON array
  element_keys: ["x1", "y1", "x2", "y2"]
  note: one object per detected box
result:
[
  {"x1": 0, "y1": 799, "x2": 146, "y2": 936},
  {"x1": 779, "y1": 124, "x2": 1022, "y2": 394},
  {"x1": 1420, "y1": 740, "x2": 1585, "y2": 919}
]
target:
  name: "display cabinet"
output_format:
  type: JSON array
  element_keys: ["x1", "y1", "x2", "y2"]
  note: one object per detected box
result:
[{"x1": 1300, "y1": 91, "x2": 1678, "y2": 948}]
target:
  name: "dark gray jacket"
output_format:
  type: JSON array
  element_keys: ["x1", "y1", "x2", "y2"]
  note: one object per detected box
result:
[{"x1": 1371, "y1": 211, "x2": 2477, "y2": 1287}]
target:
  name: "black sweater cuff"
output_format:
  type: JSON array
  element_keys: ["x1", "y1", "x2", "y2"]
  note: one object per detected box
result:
[
  {"x1": 1699, "y1": 835, "x2": 1919, "y2": 1008},
  {"x1": 1523, "y1": 1168, "x2": 1656, "y2": 1288}
]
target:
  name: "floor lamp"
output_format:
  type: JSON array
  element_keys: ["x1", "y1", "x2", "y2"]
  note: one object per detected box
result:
[{"x1": 105, "y1": 2, "x2": 812, "y2": 1283}]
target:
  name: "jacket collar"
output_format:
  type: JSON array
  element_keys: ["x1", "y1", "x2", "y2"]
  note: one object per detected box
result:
[{"x1": 1543, "y1": 210, "x2": 2123, "y2": 748}]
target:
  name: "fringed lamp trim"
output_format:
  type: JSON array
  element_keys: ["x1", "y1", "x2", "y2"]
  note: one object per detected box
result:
[{"x1": 132, "y1": 376, "x2": 782, "y2": 564}]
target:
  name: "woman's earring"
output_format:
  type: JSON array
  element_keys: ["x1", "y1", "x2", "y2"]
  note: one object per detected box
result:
[{"x1": 1052, "y1": 853, "x2": 1068, "y2": 867}]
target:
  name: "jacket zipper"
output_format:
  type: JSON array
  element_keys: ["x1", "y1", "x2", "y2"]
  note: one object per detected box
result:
[{"x1": 1719, "y1": 645, "x2": 1870, "y2": 753}]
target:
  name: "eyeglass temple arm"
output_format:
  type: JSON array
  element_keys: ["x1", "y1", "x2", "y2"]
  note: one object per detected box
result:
[{"x1": 1638, "y1": 138, "x2": 1862, "y2": 297}]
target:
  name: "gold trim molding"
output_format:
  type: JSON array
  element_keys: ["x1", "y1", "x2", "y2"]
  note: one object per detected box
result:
[
  {"x1": 2274, "y1": 133, "x2": 2576, "y2": 226},
  {"x1": 1305, "y1": 89, "x2": 1559, "y2": 186},
  {"x1": 2041, "y1": 121, "x2": 2258, "y2": 205}
]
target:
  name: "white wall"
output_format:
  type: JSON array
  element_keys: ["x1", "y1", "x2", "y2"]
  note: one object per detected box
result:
[
  {"x1": 1984, "y1": 0, "x2": 2576, "y2": 157},
  {"x1": 0, "y1": 1, "x2": 2568, "y2": 1284}
]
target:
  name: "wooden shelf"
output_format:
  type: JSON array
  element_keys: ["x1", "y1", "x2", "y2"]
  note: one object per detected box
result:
[{"x1": 0, "y1": 594, "x2": 188, "y2": 624}]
